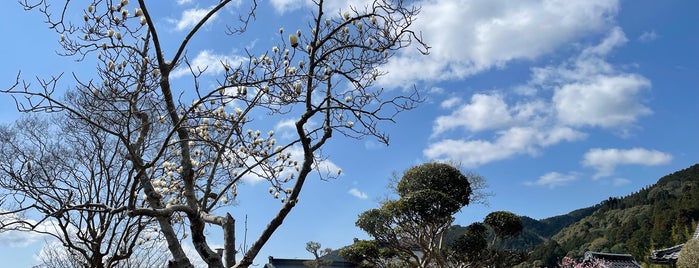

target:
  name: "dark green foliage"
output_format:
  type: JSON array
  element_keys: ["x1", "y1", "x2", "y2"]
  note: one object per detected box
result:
[
  {"x1": 449, "y1": 223, "x2": 489, "y2": 264},
  {"x1": 484, "y1": 211, "x2": 524, "y2": 238},
  {"x1": 397, "y1": 162, "x2": 472, "y2": 207},
  {"x1": 447, "y1": 214, "x2": 525, "y2": 267},
  {"x1": 527, "y1": 240, "x2": 567, "y2": 267}
]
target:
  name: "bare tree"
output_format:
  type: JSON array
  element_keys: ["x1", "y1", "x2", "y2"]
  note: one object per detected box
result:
[
  {"x1": 2, "y1": 0, "x2": 428, "y2": 267},
  {"x1": 0, "y1": 115, "x2": 155, "y2": 268},
  {"x1": 32, "y1": 237, "x2": 171, "y2": 268}
]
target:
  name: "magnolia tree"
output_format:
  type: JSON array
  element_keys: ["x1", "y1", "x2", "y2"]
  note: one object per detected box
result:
[{"x1": 1, "y1": 0, "x2": 427, "y2": 267}]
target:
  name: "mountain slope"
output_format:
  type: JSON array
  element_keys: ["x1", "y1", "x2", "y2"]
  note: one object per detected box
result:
[{"x1": 522, "y1": 163, "x2": 699, "y2": 266}]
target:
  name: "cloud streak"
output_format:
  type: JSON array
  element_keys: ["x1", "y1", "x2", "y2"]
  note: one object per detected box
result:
[
  {"x1": 348, "y1": 188, "x2": 368, "y2": 199},
  {"x1": 525, "y1": 172, "x2": 579, "y2": 189},
  {"x1": 582, "y1": 148, "x2": 672, "y2": 178}
]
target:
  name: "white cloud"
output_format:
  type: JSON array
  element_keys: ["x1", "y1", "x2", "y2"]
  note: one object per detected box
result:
[
  {"x1": 174, "y1": 7, "x2": 219, "y2": 31},
  {"x1": 535, "y1": 28, "x2": 652, "y2": 131},
  {"x1": 439, "y1": 96, "x2": 461, "y2": 109},
  {"x1": 269, "y1": 0, "x2": 372, "y2": 14},
  {"x1": 275, "y1": 119, "x2": 296, "y2": 131},
  {"x1": 348, "y1": 188, "x2": 368, "y2": 199},
  {"x1": 380, "y1": 0, "x2": 619, "y2": 87},
  {"x1": 423, "y1": 27, "x2": 653, "y2": 167},
  {"x1": 425, "y1": 126, "x2": 584, "y2": 168},
  {"x1": 269, "y1": 0, "x2": 305, "y2": 13},
  {"x1": 552, "y1": 74, "x2": 651, "y2": 129},
  {"x1": 612, "y1": 178, "x2": 631, "y2": 186},
  {"x1": 171, "y1": 50, "x2": 246, "y2": 78},
  {"x1": 176, "y1": 0, "x2": 193, "y2": 5},
  {"x1": 0, "y1": 229, "x2": 46, "y2": 248},
  {"x1": 638, "y1": 30, "x2": 658, "y2": 43},
  {"x1": 433, "y1": 93, "x2": 512, "y2": 135},
  {"x1": 526, "y1": 172, "x2": 578, "y2": 189},
  {"x1": 0, "y1": 212, "x2": 61, "y2": 248},
  {"x1": 582, "y1": 148, "x2": 673, "y2": 178}
]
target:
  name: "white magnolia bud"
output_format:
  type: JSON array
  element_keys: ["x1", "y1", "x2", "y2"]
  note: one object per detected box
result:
[
  {"x1": 343, "y1": 11, "x2": 350, "y2": 20},
  {"x1": 289, "y1": 34, "x2": 298, "y2": 48},
  {"x1": 140, "y1": 16, "x2": 147, "y2": 26},
  {"x1": 294, "y1": 82, "x2": 302, "y2": 95},
  {"x1": 107, "y1": 29, "x2": 114, "y2": 37},
  {"x1": 134, "y1": 8, "x2": 143, "y2": 16},
  {"x1": 88, "y1": 5, "x2": 94, "y2": 13}
]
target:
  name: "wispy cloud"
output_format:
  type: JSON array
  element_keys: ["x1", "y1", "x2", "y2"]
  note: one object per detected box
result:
[
  {"x1": 173, "y1": 7, "x2": 218, "y2": 31},
  {"x1": 525, "y1": 172, "x2": 579, "y2": 189},
  {"x1": 638, "y1": 30, "x2": 658, "y2": 43},
  {"x1": 348, "y1": 188, "x2": 368, "y2": 199},
  {"x1": 582, "y1": 148, "x2": 672, "y2": 178}
]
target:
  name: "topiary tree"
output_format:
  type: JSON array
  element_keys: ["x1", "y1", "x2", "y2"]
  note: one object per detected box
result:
[
  {"x1": 677, "y1": 238, "x2": 699, "y2": 268},
  {"x1": 354, "y1": 163, "x2": 472, "y2": 268}
]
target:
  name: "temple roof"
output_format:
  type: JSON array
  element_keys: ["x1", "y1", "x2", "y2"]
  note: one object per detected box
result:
[
  {"x1": 649, "y1": 244, "x2": 684, "y2": 264},
  {"x1": 648, "y1": 224, "x2": 699, "y2": 264},
  {"x1": 584, "y1": 251, "x2": 642, "y2": 268}
]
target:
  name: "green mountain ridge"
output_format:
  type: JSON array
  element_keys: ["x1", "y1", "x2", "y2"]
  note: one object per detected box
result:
[{"x1": 519, "y1": 163, "x2": 699, "y2": 266}]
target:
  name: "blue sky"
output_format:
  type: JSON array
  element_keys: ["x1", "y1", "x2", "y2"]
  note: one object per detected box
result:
[{"x1": 0, "y1": 0, "x2": 698, "y2": 266}]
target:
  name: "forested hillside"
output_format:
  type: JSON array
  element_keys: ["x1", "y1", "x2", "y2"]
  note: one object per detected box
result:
[{"x1": 521, "y1": 163, "x2": 699, "y2": 266}]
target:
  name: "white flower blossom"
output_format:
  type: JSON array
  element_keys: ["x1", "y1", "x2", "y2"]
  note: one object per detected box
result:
[{"x1": 289, "y1": 34, "x2": 298, "y2": 48}]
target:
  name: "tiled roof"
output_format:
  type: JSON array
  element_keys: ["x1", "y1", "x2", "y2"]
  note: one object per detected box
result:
[
  {"x1": 264, "y1": 256, "x2": 357, "y2": 268},
  {"x1": 648, "y1": 224, "x2": 699, "y2": 264},
  {"x1": 584, "y1": 251, "x2": 642, "y2": 268},
  {"x1": 649, "y1": 244, "x2": 684, "y2": 264}
]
